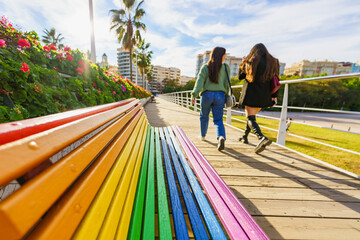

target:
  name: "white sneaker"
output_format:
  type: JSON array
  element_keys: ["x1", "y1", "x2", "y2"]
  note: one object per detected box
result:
[
  {"x1": 198, "y1": 136, "x2": 205, "y2": 141},
  {"x1": 217, "y1": 136, "x2": 225, "y2": 151}
]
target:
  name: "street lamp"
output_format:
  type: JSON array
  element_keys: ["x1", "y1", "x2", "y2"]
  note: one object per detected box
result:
[{"x1": 89, "y1": 0, "x2": 96, "y2": 63}]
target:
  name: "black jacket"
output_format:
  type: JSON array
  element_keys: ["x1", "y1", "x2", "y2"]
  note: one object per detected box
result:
[{"x1": 238, "y1": 57, "x2": 278, "y2": 108}]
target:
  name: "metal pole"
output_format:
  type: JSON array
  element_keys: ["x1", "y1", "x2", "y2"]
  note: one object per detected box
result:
[
  {"x1": 89, "y1": 0, "x2": 96, "y2": 63},
  {"x1": 135, "y1": 53, "x2": 138, "y2": 85},
  {"x1": 277, "y1": 84, "x2": 289, "y2": 146},
  {"x1": 226, "y1": 108, "x2": 232, "y2": 125}
]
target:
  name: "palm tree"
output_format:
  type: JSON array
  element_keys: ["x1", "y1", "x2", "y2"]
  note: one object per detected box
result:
[
  {"x1": 110, "y1": 0, "x2": 146, "y2": 81},
  {"x1": 133, "y1": 39, "x2": 152, "y2": 88},
  {"x1": 42, "y1": 28, "x2": 64, "y2": 49}
]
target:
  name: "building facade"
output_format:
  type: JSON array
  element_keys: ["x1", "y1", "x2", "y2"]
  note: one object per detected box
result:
[
  {"x1": 179, "y1": 75, "x2": 194, "y2": 86},
  {"x1": 351, "y1": 59, "x2": 360, "y2": 73},
  {"x1": 151, "y1": 65, "x2": 181, "y2": 92},
  {"x1": 196, "y1": 51, "x2": 243, "y2": 79},
  {"x1": 117, "y1": 48, "x2": 142, "y2": 86},
  {"x1": 284, "y1": 60, "x2": 353, "y2": 77},
  {"x1": 99, "y1": 53, "x2": 118, "y2": 74}
]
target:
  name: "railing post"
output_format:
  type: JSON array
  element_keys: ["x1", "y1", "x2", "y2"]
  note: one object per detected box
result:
[
  {"x1": 277, "y1": 83, "x2": 289, "y2": 146},
  {"x1": 226, "y1": 108, "x2": 232, "y2": 125},
  {"x1": 187, "y1": 92, "x2": 190, "y2": 109}
]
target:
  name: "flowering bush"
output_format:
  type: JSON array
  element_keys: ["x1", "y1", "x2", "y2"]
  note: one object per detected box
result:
[{"x1": 0, "y1": 16, "x2": 150, "y2": 123}]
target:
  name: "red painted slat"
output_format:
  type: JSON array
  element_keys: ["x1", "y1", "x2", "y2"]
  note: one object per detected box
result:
[{"x1": 0, "y1": 99, "x2": 136, "y2": 145}]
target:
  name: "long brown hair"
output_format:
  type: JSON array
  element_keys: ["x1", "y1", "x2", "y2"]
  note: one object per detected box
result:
[
  {"x1": 239, "y1": 43, "x2": 279, "y2": 82},
  {"x1": 207, "y1": 47, "x2": 226, "y2": 83}
]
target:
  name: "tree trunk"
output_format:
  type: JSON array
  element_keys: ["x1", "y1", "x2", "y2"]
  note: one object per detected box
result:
[
  {"x1": 142, "y1": 73, "x2": 145, "y2": 90},
  {"x1": 129, "y1": 47, "x2": 133, "y2": 82}
]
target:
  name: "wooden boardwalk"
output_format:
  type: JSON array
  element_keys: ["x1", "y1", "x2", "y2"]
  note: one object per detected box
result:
[{"x1": 144, "y1": 97, "x2": 360, "y2": 240}]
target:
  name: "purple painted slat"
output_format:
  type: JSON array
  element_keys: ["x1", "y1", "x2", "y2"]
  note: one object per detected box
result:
[
  {"x1": 172, "y1": 126, "x2": 249, "y2": 240},
  {"x1": 174, "y1": 126, "x2": 270, "y2": 240}
]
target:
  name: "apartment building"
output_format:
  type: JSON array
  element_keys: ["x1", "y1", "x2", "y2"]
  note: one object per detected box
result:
[
  {"x1": 117, "y1": 48, "x2": 142, "y2": 86},
  {"x1": 151, "y1": 65, "x2": 181, "y2": 91},
  {"x1": 196, "y1": 51, "x2": 243, "y2": 78},
  {"x1": 179, "y1": 75, "x2": 194, "y2": 86},
  {"x1": 284, "y1": 60, "x2": 354, "y2": 77},
  {"x1": 99, "y1": 53, "x2": 118, "y2": 74}
]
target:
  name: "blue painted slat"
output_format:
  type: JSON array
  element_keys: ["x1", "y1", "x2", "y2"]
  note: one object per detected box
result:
[
  {"x1": 167, "y1": 126, "x2": 227, "y2": 240},
  {"x1": 162, "y1": 127, "x2": 209, "y2": 240},
  {"x1": 158, "y1": 128, "x2": 189, "y2": 240}
]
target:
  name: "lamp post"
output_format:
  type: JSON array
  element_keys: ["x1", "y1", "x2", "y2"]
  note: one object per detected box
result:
[{"x1": 89, "y1": 0, "x2": 96, "y2": 63}]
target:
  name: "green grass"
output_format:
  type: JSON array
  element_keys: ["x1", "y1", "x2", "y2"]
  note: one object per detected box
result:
[{"x1": 231, "y1": 115, "x2": 360, "y2": 176}]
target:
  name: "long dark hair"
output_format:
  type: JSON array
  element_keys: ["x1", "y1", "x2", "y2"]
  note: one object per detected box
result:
[
  {"x1": 207, "y1": 47, "x2": 226, "y2": 83},
  {"x1": 239, "y1": 43, "x2": 279, "y2": 82}
]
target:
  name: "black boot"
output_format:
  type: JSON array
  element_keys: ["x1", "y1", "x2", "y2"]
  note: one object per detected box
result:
[
  {"x1": 239, "y1": 123, "x2": 250, "y2": 144},
  {"x1": 247, "y1": 115, "x2": 272, "y2": 154}
]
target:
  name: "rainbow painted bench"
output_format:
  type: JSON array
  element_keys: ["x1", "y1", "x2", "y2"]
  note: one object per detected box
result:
[{"x1": 0, "y1": 98, "x2": 268, "y2": 240}]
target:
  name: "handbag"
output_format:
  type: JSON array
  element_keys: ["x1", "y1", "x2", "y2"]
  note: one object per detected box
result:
[
  {"x1": 224, "y1": 64, "x2": 236, "y2": 108},
  {"x1": 270, "y1": 75, "x2": 281, "y2": 94}
]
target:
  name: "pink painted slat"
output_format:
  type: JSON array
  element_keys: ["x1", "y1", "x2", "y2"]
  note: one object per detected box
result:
[
  {"x1": 174, "y1": 126, "x2": 269, "y2": 240},
  {"x1": 0, "y1": 99, "x2": 136, "y2": 145},
  {"x1": 171, "y1": 126, "x2": 248, "y2": 240}
]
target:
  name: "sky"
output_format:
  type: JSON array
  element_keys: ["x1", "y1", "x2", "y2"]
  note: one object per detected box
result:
[{"x1": 1, "y1": 0, "x2": 360, "y2": 77}]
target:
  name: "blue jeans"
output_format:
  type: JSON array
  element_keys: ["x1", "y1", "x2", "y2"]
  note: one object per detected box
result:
[{"x1": 200, "y1": 91, "x2": 226, "y2": 139}]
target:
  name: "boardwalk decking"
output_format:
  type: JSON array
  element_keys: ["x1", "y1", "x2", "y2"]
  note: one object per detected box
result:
[{"x1": 145, "y1": 97, "x2": 360, "y2": 240}]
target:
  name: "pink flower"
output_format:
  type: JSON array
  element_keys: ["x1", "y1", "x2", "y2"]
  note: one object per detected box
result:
[
  {"x1": 76, "y1": 67, "x2": 84, "y2": 74},
  {"x1": 97, "y1": 90, "x2": 101, "y2": 93},
  {"x1": 122, "y1": 86, "x2": 126, "y2": 92},
  {"x1": 66, "y1": 55, "x2": 73, "y2": 61},
  {"x1": 112, "y1": 91, "x2": 116, "y2": 95},
  {"x1": 18, "y1": 39, "x2": 30, "y2": 48},
  {"x1": 64, "y1": 46, "x2": 71, "y2": 52},
  {"x1": 92, "y1": 82, "x2": 96, "y2": 87},
  {"x1": 131, "y1": 90, "x2": 133, "y2": 94},
  {"x1": 43, "y1": 46, "x2": 50, "y2": 52},
  {"x1": 78, "y1": 60, "x2": 86, "y2": 69},
  {"x1": 49, "y1": 44, "x2": 57, "y2": 51},
  {"x1": 0, "y1": 39, "x2": 6, "y2": 47},
  {"x1": 20, "y1": 62, "x2": 29, "y2": 73}
]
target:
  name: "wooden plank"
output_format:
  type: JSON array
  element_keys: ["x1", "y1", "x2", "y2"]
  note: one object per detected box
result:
[
  {"x1": 0, "y1": 99, "x2": 139, "y2": 187},
  {"x1": 159, "y1": 128, "x2": 189, "y2": 240},
  {"x1": 155, "y1": 128, "x2": 173, "y2": 239},
  {"x1": 26, "y1": 107, "x2": 143, "y2": 240},
  {"x1": 72, "y1": 114, "x2": 146, "y2": 239},
  {"x1": 171, "y1": 126, "x2": 249, "y2": 240},
  {"x1": 161, "y1": 127, "x2": 209, "y2": 240},
  {"x1": 166, "y1": 127, "x2": 227, "y2": 240},
  {"x1": 0, "y1": 106, "x2": 143, "y2": 240},
  {"x1": 115, "y1": 120, "x2": 148, "y2": 240},
  {"x1": 127, "y1": 125, "x2": 151, "y2": 240},
  {"x1": 142, "y1": 127, "x2": 156, "y2": 239},
  {"x1": 0, "y1": 99, "x2": 136, "y2": 145},
  {"x1": 96, "y1": 118, "x2": 147, "y2": 240},
  {"x1": 253, "y1": 216, "x2": 360, "y2": 240}
]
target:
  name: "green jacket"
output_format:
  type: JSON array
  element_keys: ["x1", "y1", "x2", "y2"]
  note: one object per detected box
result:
[{"x1": 191, "y1": 63, "x2": 231, "y2": 98}]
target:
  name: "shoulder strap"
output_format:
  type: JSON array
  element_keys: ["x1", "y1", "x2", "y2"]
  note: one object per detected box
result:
[{"x1": 224, "y1": 64, "x2": 232, "y2": 95}]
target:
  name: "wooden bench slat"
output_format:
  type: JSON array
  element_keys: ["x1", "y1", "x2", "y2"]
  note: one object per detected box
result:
[
  {"x1": 0, "y1": 106, "x2": 143, "y2": 240},
  {"x1": 127, "y1": 125, "x2": 151, "y2": 240},
  {"x1": 0, "y1": 98, "x2": 136, "y2": 145},
  {"x1": 174, "y1": 126, "x2": 270, "y2": 240},
  {"x1": 0, "y1": 100, "x2": 139, "y2": 188},
  {"x1": 114, "y1": 119, "x2": 148, "y2": 240},
  {"x1": 158, "y1": 128, "x2": 188, "y2": 240},
  {"x1": 96, "y1": 118, "x2": 147, "y2": 239},
  {"x1": 172, "y1": 126, "x2": 250, "y2": 240},
  {"x1": 166, "y1": 126, "x2": 227, "y2": 240},
  {"x1": 72, "y1": 114, "x2": 146, "y2": 239},
  {"x1": 161, "y1": 127, "x2": 209, "y2": 240},
  {"x1": 155, "y1": 128, "x2": 173, "y2": 239},
  {"x1": 26, "y1": 107, "x2": 144, "y2": 240}
]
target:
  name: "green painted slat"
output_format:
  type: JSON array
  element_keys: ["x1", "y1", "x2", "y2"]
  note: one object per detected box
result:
[
  {"x1": 155, "y1": 128, "x2": 172, "y2": 239},
  {"x1": 142, "y1": 127, "x2": 155, "y2": 239},
  {"x1": 128, "y1": 125, "x2": 151, "y2": 240}
]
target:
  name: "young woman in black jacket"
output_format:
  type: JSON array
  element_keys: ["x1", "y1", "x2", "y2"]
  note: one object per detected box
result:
[{"x1": 238, "y1": 43, "x2": 279, "y2": 153}]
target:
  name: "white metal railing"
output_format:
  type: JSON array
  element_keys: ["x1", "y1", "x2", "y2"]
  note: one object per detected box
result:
[{"x1": 159, "y1": 72, "x2": 360, "y2": 152}]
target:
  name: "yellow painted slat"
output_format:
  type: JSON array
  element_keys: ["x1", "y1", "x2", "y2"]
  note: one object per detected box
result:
[
  {"x1": 97, "y1": 118, "x2": 148, "y2": 240},
  {"x1": 114, "y1": 122, "x2": 149, "y2": 240},
  {"x1": 26, "y1": 107, "x2": 143, "y2": 240},
  {"x1": 0, "y1": 106, "x2": 143, "y2": 240},
  {"x1": 72, "y1": 114, "x2": 146, "y2": 239}
]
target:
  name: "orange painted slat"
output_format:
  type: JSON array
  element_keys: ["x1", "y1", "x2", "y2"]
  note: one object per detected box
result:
[
  {"x1": 0, "y1": 99, "x2": 136, "y2": 145},
  {"x1": 0, "y1": 99, "x2": 139, "y2": 188},
  {"x1": 0, "y1": 107, "x2": 144, "y2": 240},
  {"x1": 26, "y1": 108, "x2": 144, "y2": 240}
]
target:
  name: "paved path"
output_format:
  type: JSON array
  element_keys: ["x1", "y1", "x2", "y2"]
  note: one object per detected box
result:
[{"x1": 145, "y1": 97, "x2": 360, "y2": 240}]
